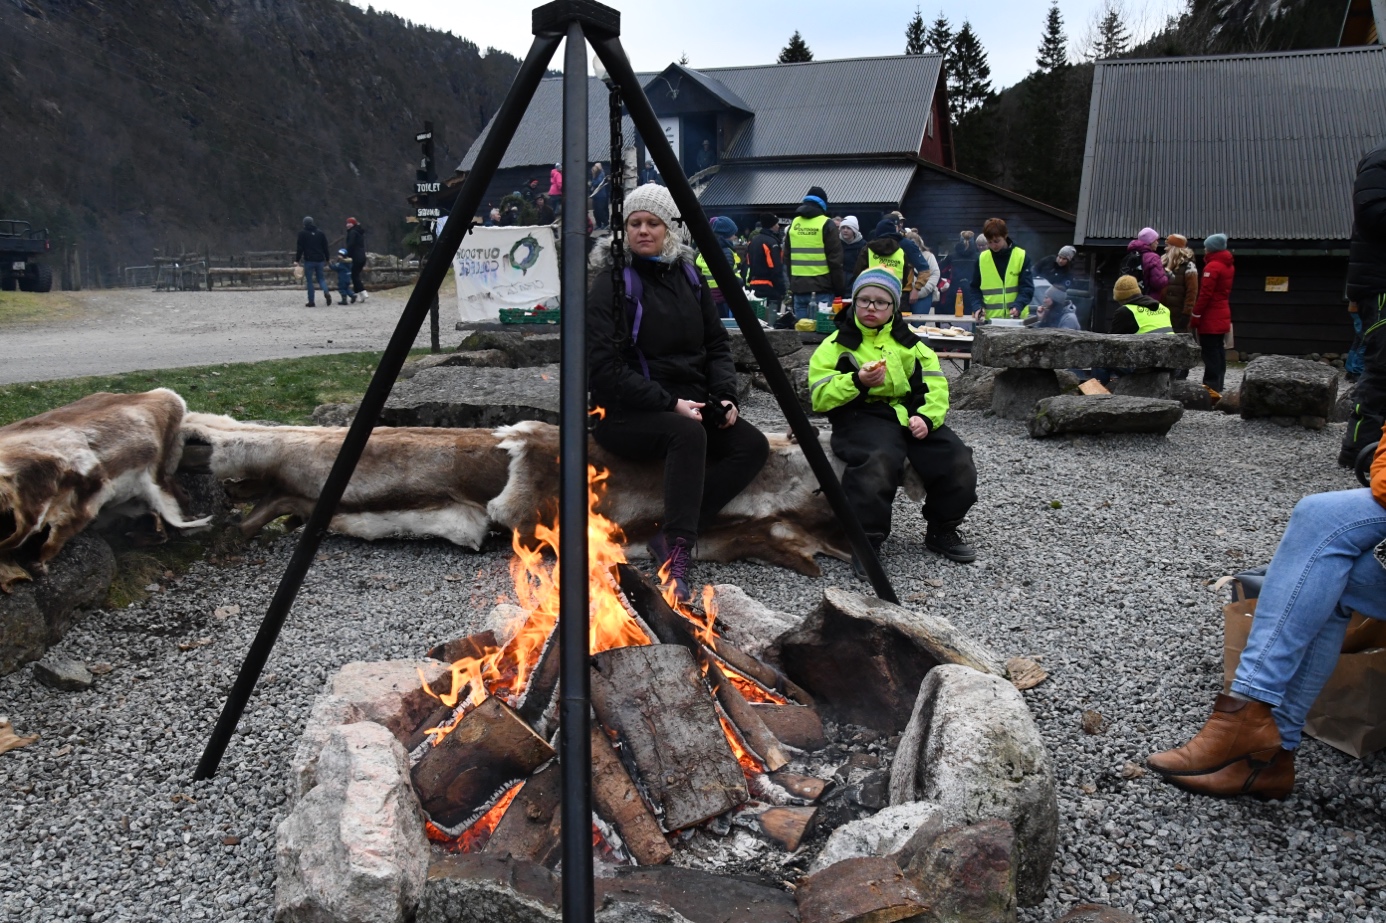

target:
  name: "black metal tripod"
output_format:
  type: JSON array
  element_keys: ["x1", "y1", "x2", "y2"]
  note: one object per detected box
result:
[{"x1": 194, "y1": 3, "x2": 897, "y2": 920}]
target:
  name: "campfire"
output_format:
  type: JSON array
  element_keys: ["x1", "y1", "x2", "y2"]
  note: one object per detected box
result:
[{"x1": 405, "y1": 464, "x2": 829, "y2": 866}]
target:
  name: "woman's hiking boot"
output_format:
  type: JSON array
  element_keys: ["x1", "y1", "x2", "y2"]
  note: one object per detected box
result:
[
  {"x1": 1146, "y1": 694, "x2": 1295, "y2": 799},
  {"x1": 648, "y1": 531, "x2": 694, "y2": 604}
]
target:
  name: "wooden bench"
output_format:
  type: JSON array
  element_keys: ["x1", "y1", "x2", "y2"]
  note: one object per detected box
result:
[{"x1": 934, "y1": 351, "x2": 971, "y2": 372}]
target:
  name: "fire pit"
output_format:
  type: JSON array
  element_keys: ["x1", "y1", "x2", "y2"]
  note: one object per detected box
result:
[{"x1": 275, "y1": 469, "x2": 1058, "y2": 923}]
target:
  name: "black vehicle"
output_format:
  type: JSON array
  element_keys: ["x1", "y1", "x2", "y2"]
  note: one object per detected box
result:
[{"x1": 0, "y1": 220, "x2": 53, "y2": 292}]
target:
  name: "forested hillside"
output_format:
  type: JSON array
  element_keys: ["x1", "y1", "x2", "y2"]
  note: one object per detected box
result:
[
  {"x1": 0, "y1": 0, "x2": 523, "y2": 282},
  {"x1": 946, "y1": 0, "x2": 1354, "y2": 213}
]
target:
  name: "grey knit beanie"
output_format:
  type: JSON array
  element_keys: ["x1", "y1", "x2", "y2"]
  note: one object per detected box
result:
[
  {"x1": 1058, "y1": 245, "x2": 1076, "y2": 261},
  {"x1": 1204, "y1": 233, "x2": 1228, "y2": 252}
]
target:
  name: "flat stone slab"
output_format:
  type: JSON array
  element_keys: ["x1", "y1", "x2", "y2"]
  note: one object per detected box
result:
[
  {"x1": 727, "y1": 328, "x2": 806, "y2": 367},
  {"x1": 1240, "y1": 355, "x2": 1339, "y2": 421},
  {"x1": 382, "y1": 365, "x2": 560, "y2": 428},
  {"x1": 974, "y1": 327, "x2": 1200, "y2": 370},
  {"x1": 456, "y1": 330, "x2": 562, "y2": 367},
  {"x1": 1029, "y1": 395, "x2": 1183, "y2": 438}
]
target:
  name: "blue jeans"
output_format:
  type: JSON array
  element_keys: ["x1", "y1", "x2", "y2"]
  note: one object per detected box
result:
[
  {"x1": 1232, "y1": 488, "x2": 1386, "y2": 748},
  {"x1": 792, "y1": 292, "x2": 832, "y2": 320},
  {"x1": 303, "y1": 261, "x2": 328, "y2": 302}
]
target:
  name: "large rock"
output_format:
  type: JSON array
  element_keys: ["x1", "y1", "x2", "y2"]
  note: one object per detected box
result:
[
  {"x1": 276, "y1": 722, "x2": 430, "y2": 923},
  {"x1": 0, "y1": 532, "x2": 115, "y2": 676},
  {"x1": 889, "y1": 665, "x2": 1058, "y2": 907},
  {"x1": 289, "y1": 693, "x2": 368, "y2": 802},
  {"x1": 772, "y1": 588, "x2": 1004, "y2": 732},
  {"x1": 708, "y1": 584, "x2": 798, "y2": 659},
  {"x1": 904, "y1": 819, "x2": 1017, "y2": 923},
  {"x1": 1170, "y1": 378, "x2": 1213, "y2": 411},
  {"x1": 1239, "y1": 355, "x2": 1339, "y2": 422},
  {"x1": 328, "y1": 660, "x2": 453, "y2": 739},
  {"x1": 727, "y1": 328, "x2": 806, "y2": 368},
  {"x1": 991, "y1": 369, "x2": 1062, "y2": 420},
  {"x1": 950, "y1": 366, "x2": 998, "y2": 411},
  {"x1": 1333, "y1": 379, "x2": 1356, "y2": 423},
  {"x1": 419, "y1": 856, "x2": 794, "y2": 923},
  {"x1": 810, "y1": 801, "x2": 950, "y2": 873},
  {"x1": 399, "y1": 350, "x2": 511, "y2": 379},
  {"x1": 974, "y1": 327, "x2": 1200, "y2": 371},
  {"x1": 1029, "y1": 395, "x2": 1183, "y2": 438},
  {"x1": 456, "y1": 330, "x2": 562, "y2": 367},
  {"x1": 1109, "y1": 370, "x2": 1170, "y2": 399},
  {"x1": 382, "y1": 365, "x2": 560, "y2": 428}
]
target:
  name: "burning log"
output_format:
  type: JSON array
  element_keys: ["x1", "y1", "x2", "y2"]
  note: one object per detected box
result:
[
  {"x1": 589, "y1": 725, "x2": 673, "y2": 866},
  {"x1": 615, "y1": 562, "x2": 812, "y2": 706},
  {"x1": 403, "y1": 702, "x2": 457, "y2": 753},
  {"x1": 411, "y1": 696, "x2": 555, "y2": 828},
  {"x1": 752, "y1": 702, "x2": 828, "y2": 751},
  {"x1": 759, "y1": 806, "x2": 819, "y2": 851},
  {"x1": 426, "y1": 629, "x2": 499, "y2": 665},
  {"x1": 707, "y1": 667, "x2": 790, "y2": 772},
  {"x1": 589, "y1": 644, "x2": 749, "y2": 831},
  {"x1": 769, "y1": 771, "x2": 832, "y2": 803},
  {"x1": 484, "y1": 762, "x2": 562, "y2": 868}
]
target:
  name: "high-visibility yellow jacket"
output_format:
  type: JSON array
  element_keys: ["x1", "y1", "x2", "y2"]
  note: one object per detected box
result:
[
  {"x1": 977, "y1": 246, "x2": 1028, "y2": 318},
  {"x1": 1123, "y1": 301, "x2": 1174, "y2": 334},
  {"x1": 807, "y1": 310, "x2": 950, "y2": 430}
]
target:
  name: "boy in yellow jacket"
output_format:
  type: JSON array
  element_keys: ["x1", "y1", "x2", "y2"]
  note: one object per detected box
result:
[{"x1": 808, "y1": 268, "x2": 978, "y2": 575}]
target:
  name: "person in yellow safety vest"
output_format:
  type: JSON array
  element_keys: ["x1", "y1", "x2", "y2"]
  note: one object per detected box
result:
[
  {"x1": 854, "y1": 218, "x2": 934, "y2": 308},
  {"x1": 807, "y1": 268, "x2": 979, "y2": 575},
  {"x1": 1109, "y1": 274, "x2": 1174, "y2": 334},
  {"x1": 969, "y1": 217, "x2": 1035, "y2": 321},
  {"x1": 784, "y1": 185, "x2": 845, "y2": 321},
  {"x1": 695, "y1": 216, "x2": 741, "y2": 318}
]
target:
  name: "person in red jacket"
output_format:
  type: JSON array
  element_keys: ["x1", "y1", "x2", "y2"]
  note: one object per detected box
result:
[
  {"x1": 1190, "y1": 233, "x2": 1233, "y2": 394},
  {"x1": 1146, "y1": 424, "x2": 1386, "y2": 799}
]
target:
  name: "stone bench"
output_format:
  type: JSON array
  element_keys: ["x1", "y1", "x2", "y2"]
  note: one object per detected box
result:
[
  {"x1": 972, "y1": 328, "x2": 1201, "y2": 422},
  {"x1": 1029, "y1": 395, "x2": 1184, "y2": 438},
  {"x1": 1239, "y1": 355, "x2": 1339, "y2": 430}
]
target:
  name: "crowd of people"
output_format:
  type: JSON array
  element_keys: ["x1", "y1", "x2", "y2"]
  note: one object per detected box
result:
[{"x1": 583, "y1": 150, "x2": 1386, "y2": 804}]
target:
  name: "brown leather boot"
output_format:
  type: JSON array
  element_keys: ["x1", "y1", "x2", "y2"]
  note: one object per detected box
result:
[
  {"x1": 1147, "y1": 694, "x2": 1283, "y2": 776},
  {"x1": 1167, "y1": 747, "x2": 1295, "y2": 800}
]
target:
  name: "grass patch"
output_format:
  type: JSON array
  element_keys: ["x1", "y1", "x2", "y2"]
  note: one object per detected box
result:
[
  {"x1": 0, "y1": 349, "x2": 430, "y2": 427},
  {"x1": 0, "y1": 290, "x2": 83, "y2": 326}
]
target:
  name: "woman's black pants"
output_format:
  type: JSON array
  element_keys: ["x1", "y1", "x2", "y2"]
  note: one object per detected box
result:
[
  {"x1": 1199, "y1": 333, "x2": 1226, "y2": 391},
  {"x1": 592, "y1": 409, "x2": 770, "y2": 543}
]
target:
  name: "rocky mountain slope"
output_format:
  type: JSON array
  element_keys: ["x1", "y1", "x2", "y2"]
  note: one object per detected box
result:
[{"x1": 0, "y1": 0, "x2": 523, "y2": 280}]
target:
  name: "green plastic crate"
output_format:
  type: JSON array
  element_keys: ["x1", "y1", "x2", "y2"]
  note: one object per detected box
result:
[
  {"x1": 499, "y1": 308, "x2": 560, "y2": 325},
  {"x1": 815, "y1": 311, "x2": 838, "y2": 333}
]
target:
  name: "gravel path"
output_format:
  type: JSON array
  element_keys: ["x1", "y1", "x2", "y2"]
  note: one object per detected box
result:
[
  {"x1": 2, "y1": 385, "x2": 1383, "y2": 922},
  {"x1": 0, "y1": 284, "x2": 447, "y2": 385}
]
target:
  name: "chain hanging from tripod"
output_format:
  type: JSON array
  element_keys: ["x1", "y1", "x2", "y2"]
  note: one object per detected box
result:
[{"x1": 608, "y1": 79, "x2": 626, "y2": 323}]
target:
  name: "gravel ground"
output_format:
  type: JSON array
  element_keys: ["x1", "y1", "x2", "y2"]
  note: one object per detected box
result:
[
  {"x1": 0, "y1": 284, "x2": 445, "y2": 385},
  {"x1": 3, "y1": 369, "x2": 1384, "y2": 923}
]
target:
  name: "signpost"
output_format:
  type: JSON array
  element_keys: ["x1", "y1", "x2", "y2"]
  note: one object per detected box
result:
[{"x1": 412, "y1": 121, "x2": 441, "y2": 351}]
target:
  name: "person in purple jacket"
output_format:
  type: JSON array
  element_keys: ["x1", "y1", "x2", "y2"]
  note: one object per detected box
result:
[{"x1": 1123, "y1": 227, "x2": 1169, "y2": 301}]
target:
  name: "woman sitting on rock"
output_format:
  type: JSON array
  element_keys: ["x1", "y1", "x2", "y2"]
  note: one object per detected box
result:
[
  {"x1": 1147, "y1": 426, "x2": 1386, "y2": 798},
  {"x1": 587, "y1": 183, "x2": 769, "y2": 601}
]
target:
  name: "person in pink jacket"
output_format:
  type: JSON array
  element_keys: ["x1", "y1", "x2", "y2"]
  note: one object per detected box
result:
[
  {"x1": 1124, "y1": 227, "x2": 1169, "y2": 301},
  {"x1": 548, "y1": 164, "x2": 563, "y2": 197},
  {"x1": 1190, "y1": 233, "x2": 1234, "y2": 394}
]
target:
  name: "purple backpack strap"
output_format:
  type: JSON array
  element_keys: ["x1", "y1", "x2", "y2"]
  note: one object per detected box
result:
[{"x1": 622, "y1": 266, "x2": 651, "y2": 379}]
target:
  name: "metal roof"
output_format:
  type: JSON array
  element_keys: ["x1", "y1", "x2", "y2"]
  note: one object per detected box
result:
[
  {"x1": 458, "y1": 75, "x2": 635, "y2": 171},
  {"x1": 657, "y1": 64, "x2": 753, "y2": 114},
  {"x1": 696, "y1": 162, "x2": 917, "y2": 209},
  {"x1": 458, "y1": 54, "x2": 943, "y2": 172},
  {"x1": 1075, "y1": 45, "x2": 1386, "y2": 243}
]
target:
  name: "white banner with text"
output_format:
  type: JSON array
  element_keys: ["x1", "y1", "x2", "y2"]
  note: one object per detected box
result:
[{"x1": 453, "y1": 224, "x2": 560, "y2": 322}]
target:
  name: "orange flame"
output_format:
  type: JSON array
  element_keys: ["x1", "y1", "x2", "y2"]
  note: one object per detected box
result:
[{"x1": 427, "y1": 782, "x2": 522, "y2": 852}]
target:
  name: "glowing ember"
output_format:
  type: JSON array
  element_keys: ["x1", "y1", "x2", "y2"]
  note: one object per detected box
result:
[{"x1": 427, "y1": 782, "x2": 522, "y2": 852}]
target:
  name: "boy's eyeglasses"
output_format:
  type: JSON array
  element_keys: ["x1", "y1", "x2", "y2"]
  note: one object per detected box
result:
[{"x1": 854, "y1": 297, "x2": 893, "y2": 311}]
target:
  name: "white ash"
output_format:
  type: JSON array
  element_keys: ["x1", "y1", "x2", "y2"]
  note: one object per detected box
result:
[{"x1": 1, "y1": 360, "x2": 1382, "y2": 922}]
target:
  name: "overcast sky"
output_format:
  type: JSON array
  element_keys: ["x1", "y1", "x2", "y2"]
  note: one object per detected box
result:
[{"x1": 352, "y1": 0, "x2": 1188, "y2": 90}]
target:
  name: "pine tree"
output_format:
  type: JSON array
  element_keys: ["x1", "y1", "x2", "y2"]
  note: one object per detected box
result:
[
  {"x1": 1036, "y1": 1, "x2": 1069, "y2": 73},
  {"x1": 1095, "y1": 8, "x2": 1130, "y2": 59},
  {"x1": 946, "y1": 21, "x2": 993, "y2": 123},
  {"x1": 926, "y1": 11, "x2": 953, "y2": 55},
  {"x1": 905, "y1": 7, "x2": 927, "y2": 55},
  {"x1": 778, "y1": 31, "x2": 814, "y2": 64}
]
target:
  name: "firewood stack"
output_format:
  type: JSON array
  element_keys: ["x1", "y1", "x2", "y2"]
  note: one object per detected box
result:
[{"x1": 405, "y1": 564, "x2": 832, "y2": 866}]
